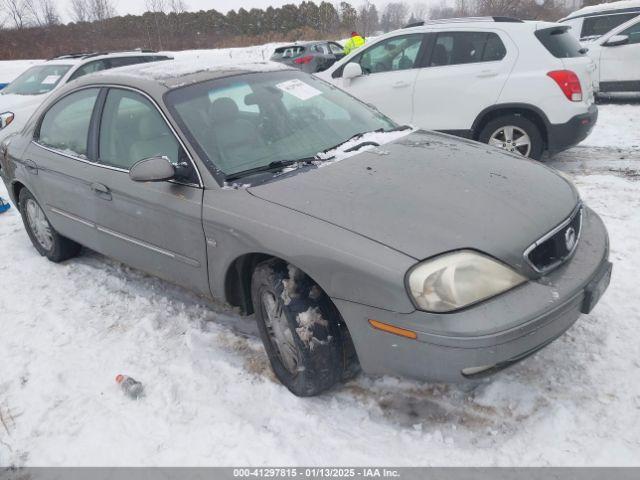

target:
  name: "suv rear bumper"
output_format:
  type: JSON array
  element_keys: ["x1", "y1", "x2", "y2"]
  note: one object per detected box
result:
[{"x1": 547, "y1": 104, "x2": 598, "y2": 154}]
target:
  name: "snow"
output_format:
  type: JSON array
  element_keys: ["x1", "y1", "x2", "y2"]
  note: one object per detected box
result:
[
  {"x1": 581, "y1": 103, "x2": 640, "y2": 151},
  {"x1": 1, "y1": 102, "x2": 639, "y2": 466}
]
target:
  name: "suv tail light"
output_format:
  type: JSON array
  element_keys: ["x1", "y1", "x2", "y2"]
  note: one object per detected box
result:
[
  {"x1": 547, "y1": 70, "x2": 583, "y2": 102},
  {"x1": 294, "y1": 55, "x2": 314, "y2": 65}
]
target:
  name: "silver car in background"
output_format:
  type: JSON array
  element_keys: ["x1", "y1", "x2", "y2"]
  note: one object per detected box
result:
[
  {"x1": 0, "y1": 62, "x2": 612, "y2": 396},
  {"x1": 270, "y1": 41, "x2": 345, "y2": 73}
]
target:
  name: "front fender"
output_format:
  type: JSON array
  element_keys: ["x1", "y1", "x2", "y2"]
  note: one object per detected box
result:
[{"x1": 202, "y1": 188, "x2": 417, "y2": 315}]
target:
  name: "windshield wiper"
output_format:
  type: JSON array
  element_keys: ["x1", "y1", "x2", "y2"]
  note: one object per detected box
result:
[
  {"x1": 319, "y1": 131, "x2": 370, "y2": 155},
  {"x1": 381, "y1": 124, "x2": 412, "y2": 133},
  {"x1": 225, "y1": 157, "x2": 318, "y2": 182}
]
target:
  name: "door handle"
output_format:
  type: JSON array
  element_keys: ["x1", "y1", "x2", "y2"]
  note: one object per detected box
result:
[
  {"x1": 91, "y1": 182, "x2": 112, "y2": 200},
  {"x1": 392, "y1": 81, "x2": 411, "y2": 88},
  {"x1": 477, "y1": 70, "x2": 498, "y2": 78}
]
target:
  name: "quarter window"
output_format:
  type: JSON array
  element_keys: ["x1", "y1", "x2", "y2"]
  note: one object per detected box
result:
[
  {"x1": 429, "y1": 32, "x2": 506, "y2": 67},
  {"x1": 98, "y1": 89, "x2": 184, "y2": 170},
  {"x1": 358, "y1": 34, "x2": 424, "y2": 74},
  {"x1": 37, "y1": 88, "x2": 99, "y2": 158}
]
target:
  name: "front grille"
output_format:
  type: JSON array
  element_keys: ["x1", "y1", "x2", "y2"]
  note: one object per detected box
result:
[{"x1": 525, "y1": 204, "x2": 583, "y2": 273}]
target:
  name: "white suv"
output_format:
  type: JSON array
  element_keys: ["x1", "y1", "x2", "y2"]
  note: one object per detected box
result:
[
  {"x1": 317, "y1": 17, "x2": 598, "y2": 159},
  {"x1": 0, "y1": 51, "x2": 171, "y2": 142}
]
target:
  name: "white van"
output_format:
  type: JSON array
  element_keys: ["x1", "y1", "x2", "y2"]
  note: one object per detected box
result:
[{"x1": 560, "y1": 0, "x2": 640, "y2": 42}]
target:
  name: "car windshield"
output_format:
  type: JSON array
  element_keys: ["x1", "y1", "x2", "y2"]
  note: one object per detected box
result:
[
  {"x1": 165, "y1": 70, "x2": 396, "y2": 178},
  {"x1": 2, "y1": 64, "x2": 71, "y2": 95}
]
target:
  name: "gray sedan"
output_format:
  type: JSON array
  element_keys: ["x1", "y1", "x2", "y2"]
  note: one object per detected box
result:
[
  {"x1": 270, "y1": 41, "x2": 345, "y2": 73},
  {"x1": 0, "y1": 62, "x2": 612, "y2": 396}
]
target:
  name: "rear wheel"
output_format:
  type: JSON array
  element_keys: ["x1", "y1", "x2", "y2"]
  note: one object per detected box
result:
[
  {"x1": 251, "y1": 259, "x2": 353, "y2": 396},
  {"x1": 478, "y1": 114, "x2": 544, "y2": 160},
  {"x1": 18, "y1": 188, "x2": 81, "y2": 262}
]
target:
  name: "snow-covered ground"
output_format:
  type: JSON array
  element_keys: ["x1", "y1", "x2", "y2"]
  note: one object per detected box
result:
[{"x1": 0, "y1": 50, "x2": 639, "y2": 466}]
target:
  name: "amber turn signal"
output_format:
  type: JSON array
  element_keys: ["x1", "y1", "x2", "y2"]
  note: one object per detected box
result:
[{"x1": 368, "y1": 319, "x2": 417, "y2": 339}]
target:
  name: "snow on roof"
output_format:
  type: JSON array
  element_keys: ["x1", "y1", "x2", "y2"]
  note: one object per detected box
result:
[
  {"x1": 107, "y1": 56, "x2": 293, "y2": 88},
  {"x1": 562, "y1": 0, "x2": 640, "y2": 20}
]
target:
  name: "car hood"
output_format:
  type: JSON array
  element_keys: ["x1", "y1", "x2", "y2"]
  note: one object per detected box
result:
[
  {"x1": 0, "y1": 93, "x2": 45, "y2": 112},
  {"x1": 248, "y1": 131, "x2": 579, "y2": 274}
]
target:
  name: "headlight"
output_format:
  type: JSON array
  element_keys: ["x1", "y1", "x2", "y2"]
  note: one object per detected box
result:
[
  {"x1": 0, "y1": 112, "x2": 14, "y2": 129},
  {"x1": 407, "y1": 250, "x2": 526, "y2": 313}
]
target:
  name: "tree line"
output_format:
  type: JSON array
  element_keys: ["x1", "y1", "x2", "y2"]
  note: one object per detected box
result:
[{"x1": 0, "y1": 0, "x2": 578, "y2": 60}]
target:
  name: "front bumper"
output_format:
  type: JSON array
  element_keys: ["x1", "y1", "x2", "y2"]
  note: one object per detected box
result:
[
  {"x1": 335, "y1": 206, "x2": 610, "y2": 382},
  {"x1": 547, "y1": 104, "x2": 598, "y2": 154}
]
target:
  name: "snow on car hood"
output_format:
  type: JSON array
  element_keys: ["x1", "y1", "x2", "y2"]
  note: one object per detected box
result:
[
  {"x1": 0, "y1": 92, "x2": 46, "y2": 112},
  {"x1": 248, "y1": 131, "x2": 579, "y2": 273}
]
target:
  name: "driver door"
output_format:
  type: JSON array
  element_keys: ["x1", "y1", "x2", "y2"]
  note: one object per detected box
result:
[
  {"x1": 598, "y1": 17, "x2": 640, "y2": 91},
  {"x1": 88, "y1": 87, "x2": 210, "y2": 296},
  {"x1": 337, "y1": 34, "x2": 427, "y2": 124}
]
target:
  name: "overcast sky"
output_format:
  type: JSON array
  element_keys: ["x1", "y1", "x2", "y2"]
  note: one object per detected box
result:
[{"x1": 57, "y1": 0, "x2": 442, "y2": 21}]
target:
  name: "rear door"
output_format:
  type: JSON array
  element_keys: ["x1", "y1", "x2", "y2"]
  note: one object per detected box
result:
[
  {"x1": 597, "y1": 16, "x2": 640, "y2": 90},
  {"x1": 24, "y1": 87, "x2": 102, "y2": 250},
  {"x1": 88, "y1": 87, "x2": 210, "y2": 296},
  {"x1": 335, "y1": 33, "x2": 427, "y2": 125},
  {"x1": 412, "y1": 29, "x2": 516, "y2": 131}
]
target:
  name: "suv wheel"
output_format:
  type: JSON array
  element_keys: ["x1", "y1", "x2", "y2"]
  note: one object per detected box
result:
[
  {"x1": 251, "y1": 259, "x2": 348, "y2": 396},
  {"x1": 479, "y1": 114, "x2": 544, "y2": 160},
  {"x1": 19, "y1": 188, "x2": 81, "y2": 262}
]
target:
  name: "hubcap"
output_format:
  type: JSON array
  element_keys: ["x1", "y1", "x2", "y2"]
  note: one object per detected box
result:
[
  {"x1": 25, "y1": 199, "x2": 53, "y2": 251},
  {"x1": 261, "y1": 291, "x2": 300, "y2": 375},
  {"x1": 488, "y1": 125, "x2": 532, "y2": 157}
]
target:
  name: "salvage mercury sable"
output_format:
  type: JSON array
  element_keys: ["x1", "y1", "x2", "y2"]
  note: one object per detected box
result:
[{"x1": 0, "y1": 62, "x2": 612, "y2": 396}]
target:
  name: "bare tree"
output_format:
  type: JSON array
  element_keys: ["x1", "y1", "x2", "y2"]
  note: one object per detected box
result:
[
  {"x1": 25, "y1": 0, "x2": 59, "y2": 26},
  {"x1": 69, "y1": 0, "x2": 89, "y2": 22},
  {"x1": 168, "y1": 0, "x2": 187, "y2": 14},
  {"x1": 381, "y1": 2, "x2": 409, "y2": 31},
  {"x1": 411, "y1": 2, "x2": 429, "y2": 21},
  {"x1": 89, "y1": 0, "x2": 116, "y2": 22},
  {"x1": 2, "y1": 0, "x2": 31, "y2": 29},
  {"x1": 145, "y1": 0, "x2": 166, "y2": 50}
]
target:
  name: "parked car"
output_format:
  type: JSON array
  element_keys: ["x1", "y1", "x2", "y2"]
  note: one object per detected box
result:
[
  {"x1": 0, "y1": 62, "x2": 611, "y2": 397},
  {"x1": 581, "y1": 14, "x2": 640, "y2": 94},
  {"x1": 317, "y1": 17, "x2": 598, "y2": 160},
  {"x1": 0, "y1": 51, "x2": 172, "y2": 142},
  {"x1": 270, "y1": 41, "x2": 345, "y2": 73},
  {"x1": 560, "y1": 0, "x2": 640, "y2": 42}
]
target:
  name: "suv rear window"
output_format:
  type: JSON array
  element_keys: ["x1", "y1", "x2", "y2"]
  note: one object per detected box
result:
[
  {"x1": 271, "y1": 46, "x2": 306, "y2": 59},
  {"x1": 535, "y1": 27, "x2": 585, "y2": 58}
]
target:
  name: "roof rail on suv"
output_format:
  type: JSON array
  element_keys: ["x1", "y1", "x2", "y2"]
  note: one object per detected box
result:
[
  {"x1": 48, "y1": 49, "x2": 158, "y2": 61},
  {"x1": 402, "y1": 16, "x2": 523, "y2": 28}
]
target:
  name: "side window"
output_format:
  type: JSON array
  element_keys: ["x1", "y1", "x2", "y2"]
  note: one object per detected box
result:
[
  {"x1": 358, "y1": 34, "x2": 424, "y2": 74},
  {"x1": 37, "y1": 88, "x2": 99, "y2": 158},
  {"x1": 329, "y1": 43, "x2": 344, "y2": 54},
  {"x1": 429, "y1": 32, "x2": 506, "y2": 67},
  {"x1": 68, "y1": 60, "x2": 109, "y2": 82},
  {"x1": 581, "y1": 13, "x2": 639, "y2": 40},
  {"x1": 621, "y1": 20, "x2": 640, "y2": 45},
  {"x1": 99, "y1": 89, "x2": 184, "y2": 170},
  {"x1": 107, "y1": 57, "x2": 150, "y2": 69}
]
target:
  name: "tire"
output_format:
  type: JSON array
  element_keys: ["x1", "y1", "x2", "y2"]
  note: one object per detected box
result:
[
  {"x1": 18, "y1": 188, "x2": 81, "y2": 263},
  {"x1": 251, "y1": 259, "x2": 352, "y2": 396},
  {"x1": 478, "y1": 114, "x2": 544, "y2": 160}
]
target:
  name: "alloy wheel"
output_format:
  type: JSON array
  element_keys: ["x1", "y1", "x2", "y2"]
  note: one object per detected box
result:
[
  {"x1": 261, "y1": 291, "x2": 300, "y2": 375},
  {"x1": 488, "y1": 125, "x2": 532, "y2": 157},
  {"x1": 25, "y1": 199, "x2": 53, "y2": 251}
]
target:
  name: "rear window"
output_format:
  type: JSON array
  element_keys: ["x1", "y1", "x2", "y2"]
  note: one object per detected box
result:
[
  {"x1": 271, "y1": 46, "x2": 306, "y2": 59},
  {"x1": 535, "y1": 27, "x2": 585, "y2": 58},
  {"x1": 581, "y1": 13, "x2": 639, "y2": 40}
]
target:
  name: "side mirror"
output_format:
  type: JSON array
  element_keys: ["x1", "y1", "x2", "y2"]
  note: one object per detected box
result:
[
  {"x1": 604, "y1": 34, "x2": 629, "y2": 47},
  {"x1": 343, "y1": 62, "x2": 363, "y2": 80},
  {"x1": 129, "y1": 156, "x2": 175, "y2": 182}
]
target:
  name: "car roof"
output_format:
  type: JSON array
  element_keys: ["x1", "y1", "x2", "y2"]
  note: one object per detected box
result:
[
  {"x1": 560, "y1": 0, "x2": 640, "y2": 21},
  {"x1": 68, "y1": 58, "x2": 295, "y2": 92},
  {"x1": 388, "y1": 17, "x2": 562, "y2": 35}
]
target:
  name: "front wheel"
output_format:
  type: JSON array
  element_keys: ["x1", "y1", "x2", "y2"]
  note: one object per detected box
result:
[
  {"x1": 18, "y1": 188, "x2": 81, "y2": 262},
  {"x1": 251, "y1": 259, "x2": 348, "y2": 396},
  {"x1": 478, "y1": 114, "x2": 544, "y2": 160}
]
